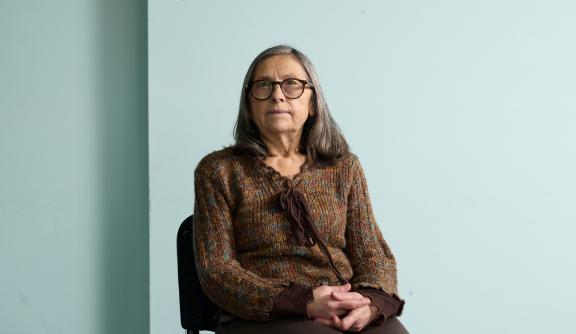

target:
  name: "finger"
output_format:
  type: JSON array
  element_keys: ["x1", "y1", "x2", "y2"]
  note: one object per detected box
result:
[
  {"x1": 314, "y1": 303, "x2": 347, "y2": 318},
  {"x1": 330, "y1": 291, "x2": 347, "y2": 301},
  {"x1": 332, "y1": 298, "x2": 371, "y2": 311},
  {"x1": 331, "y1": 314, "x2": 344, "y2": 329},
  {"x1": 349, "y1": 316, "x2": 368, "y2": 332},
  {"x1": 329, "y1": 283, "x2": 351, "y2": 292},
  {"x1": 314, "y1": 318, "x2": 334, "y2": 326},
  {"x1": 349, "y1": 324, "x2": 365, "y2": 333},
  {"x1": 341, "y1": 307, "x2": 365, "y2": 331},
  {"x1": 331, "y1": 291, "x2": 365, "y2": 301},
  {"x1": 348, "y1": 307, "x2": 371, "y2": 332},
  {"x1": 350, "y1": 319, "x2": 369, "y2": 332}
]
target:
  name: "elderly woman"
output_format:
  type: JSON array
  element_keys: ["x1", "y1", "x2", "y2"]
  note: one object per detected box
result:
[{"x1": 193, "y1": 45, "x2": 408, "y2": 334}]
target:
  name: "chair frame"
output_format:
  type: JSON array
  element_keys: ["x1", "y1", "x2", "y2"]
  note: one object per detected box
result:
[{"x1": 177, "y1": 214, "x2": 219, "y2": 334}]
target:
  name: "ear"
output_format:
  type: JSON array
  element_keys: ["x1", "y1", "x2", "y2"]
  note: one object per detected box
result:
[
  {"x1": 309, "y1": 105, "x2": 316, "y2": 118},
  {"x1": 308, "y1": 102, "x2": 316, "y2": 118}
]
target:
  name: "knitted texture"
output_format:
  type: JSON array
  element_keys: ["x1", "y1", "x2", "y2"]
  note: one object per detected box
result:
[{"x1": 193, "y1": 147, "x2": 399, "y2": 321}]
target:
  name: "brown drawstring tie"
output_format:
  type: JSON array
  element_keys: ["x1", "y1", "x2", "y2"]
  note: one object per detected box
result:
[{"x1": 277, "y1": 187, "x2": 348, "y2": 285}]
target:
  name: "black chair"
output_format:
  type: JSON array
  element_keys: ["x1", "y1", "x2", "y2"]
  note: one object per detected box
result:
[{"x1": 177, "y1": 214, "x2": 219, "y2": 334}]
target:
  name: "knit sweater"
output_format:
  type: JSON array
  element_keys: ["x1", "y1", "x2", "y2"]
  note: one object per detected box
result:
[{"x1": 193, "y1": 147, "x2": 403, "y2": 321}]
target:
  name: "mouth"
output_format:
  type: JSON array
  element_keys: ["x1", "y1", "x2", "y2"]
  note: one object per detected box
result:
[{"x1": 266, "y1": 110, "x2": 289, "y2": 115}]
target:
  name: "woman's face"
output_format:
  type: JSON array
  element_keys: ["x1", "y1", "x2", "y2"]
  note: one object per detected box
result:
[{"x1": 248, "y1": 55, "x2": 314, "y2": 138}]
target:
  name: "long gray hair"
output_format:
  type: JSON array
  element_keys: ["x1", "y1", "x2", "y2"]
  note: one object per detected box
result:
[{"x1": 232, "y1": 45, "x2": 350, "y2": 167}]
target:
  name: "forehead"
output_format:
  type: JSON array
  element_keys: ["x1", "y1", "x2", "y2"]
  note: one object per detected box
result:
[{"x1": 252, "y1": 55, "x2": 308, "y2": 80}]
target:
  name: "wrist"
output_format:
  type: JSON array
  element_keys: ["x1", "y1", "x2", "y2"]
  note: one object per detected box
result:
[
  {"x1": 369, "y1": 305, "x2": 380, "y2": 320},
  {"x1": 305, "y1": 300, "x2": 314, "y2": 319}
]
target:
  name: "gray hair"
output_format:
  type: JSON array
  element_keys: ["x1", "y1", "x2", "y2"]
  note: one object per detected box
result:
[{"x1": 232, "y1": 45, "x2": 349, "y2": 167}]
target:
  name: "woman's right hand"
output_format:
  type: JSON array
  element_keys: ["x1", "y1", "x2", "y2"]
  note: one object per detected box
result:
[{"x1": 306, "y1": 283, "x2": 371, "y2": 319}]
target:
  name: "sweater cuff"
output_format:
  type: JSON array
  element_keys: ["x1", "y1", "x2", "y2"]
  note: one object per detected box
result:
[
  {"x1": 357, "y1": 288, "x2": 405, "y2": 325},
  {"x1": 271, "y1": 282, "x2": 313, "y2": 316}
]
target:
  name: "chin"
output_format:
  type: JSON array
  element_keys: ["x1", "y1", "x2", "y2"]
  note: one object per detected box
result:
[
  {"x1": 263, "y1": 121, "x2": 294, "y2": 132},
  {"x1": 265, "y1": 125, "x2": 298, "y2": 134}
]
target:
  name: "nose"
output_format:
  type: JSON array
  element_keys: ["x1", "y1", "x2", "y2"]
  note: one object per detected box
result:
[{"x1": 270, "y1": 82, "x2": 285, "y2": 101}]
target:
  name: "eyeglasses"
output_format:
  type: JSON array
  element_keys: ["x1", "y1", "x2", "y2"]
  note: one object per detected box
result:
[{"x1": 247, "y1": 78, "x2": 314, "y2": 100}]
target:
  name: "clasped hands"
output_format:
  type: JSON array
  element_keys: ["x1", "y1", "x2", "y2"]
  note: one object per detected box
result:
[{"x1": 306, "y1": 283, "x2": 378, "y2": 332}]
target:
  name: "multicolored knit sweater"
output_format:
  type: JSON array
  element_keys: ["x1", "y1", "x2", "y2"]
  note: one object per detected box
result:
[{"x1": 193, "y1": 147, "x2": 403, "y2": 321}]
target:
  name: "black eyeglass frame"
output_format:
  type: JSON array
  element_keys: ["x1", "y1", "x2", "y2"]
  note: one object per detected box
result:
[{"x1": 246, "y1": 78, "x2": 315, "y2": 100}]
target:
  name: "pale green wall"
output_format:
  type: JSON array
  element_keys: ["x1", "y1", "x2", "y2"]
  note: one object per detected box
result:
[
  {"x1": 0, "y1": 1, "x2": 148, "y2": 333},
  {"x1": 150, "y1": 1, "x2": 576, "y2": 333}
]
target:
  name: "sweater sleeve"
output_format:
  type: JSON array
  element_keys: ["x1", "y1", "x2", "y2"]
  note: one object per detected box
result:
[
  {"x1": 357, "y1": 288, "x2": 405, "y2": 324},
  {"x1": 270, "y1": 283, "x2": 314, "y2": 316},
  {"x1": 193, "y1": 161, "x2": 292, "y2": 321},
  {"x1": 345, "y1": 156, "x2": 403, "y2": 300}
]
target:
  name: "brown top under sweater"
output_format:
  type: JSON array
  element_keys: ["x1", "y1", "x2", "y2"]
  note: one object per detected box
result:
[{"x1": 193, "y1": 147, "x2": 404, "y2": 322}]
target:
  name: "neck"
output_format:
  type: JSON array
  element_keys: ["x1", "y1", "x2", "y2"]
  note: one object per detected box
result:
[{"x1": 260, "y1": 131, "x2": 302, "y2": 157}]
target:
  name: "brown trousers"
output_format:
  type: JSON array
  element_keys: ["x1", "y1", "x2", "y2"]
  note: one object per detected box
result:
[{"x1": 216, "y1": 316, "x2": 409, "y2": 334}]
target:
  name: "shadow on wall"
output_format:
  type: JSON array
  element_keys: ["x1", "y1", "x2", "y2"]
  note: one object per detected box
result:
[{"x1": 96, "y1": 1, "x2": 148, "y2": 333}]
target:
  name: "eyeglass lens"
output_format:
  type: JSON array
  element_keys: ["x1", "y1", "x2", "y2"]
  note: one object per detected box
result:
[{"x1": 251, "y1": 79, "x2": 306, "y2": 100}]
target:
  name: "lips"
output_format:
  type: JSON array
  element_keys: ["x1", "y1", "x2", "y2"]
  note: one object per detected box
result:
[{"x1": 267, "y1": 110, "x2": 289, "y2": 115}]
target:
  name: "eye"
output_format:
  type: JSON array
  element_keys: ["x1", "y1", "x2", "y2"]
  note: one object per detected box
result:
[
  {"x1": 254, "y1": 80, "x2": 272, "y2": 89},
  {"x1": 284, "y1": 79, "x2": 300, "y2": 86}
]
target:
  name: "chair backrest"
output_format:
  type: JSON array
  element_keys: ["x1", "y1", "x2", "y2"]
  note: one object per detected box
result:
[{"x1": 177, "y1": 214, "x2": 219, "y2": 333}]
